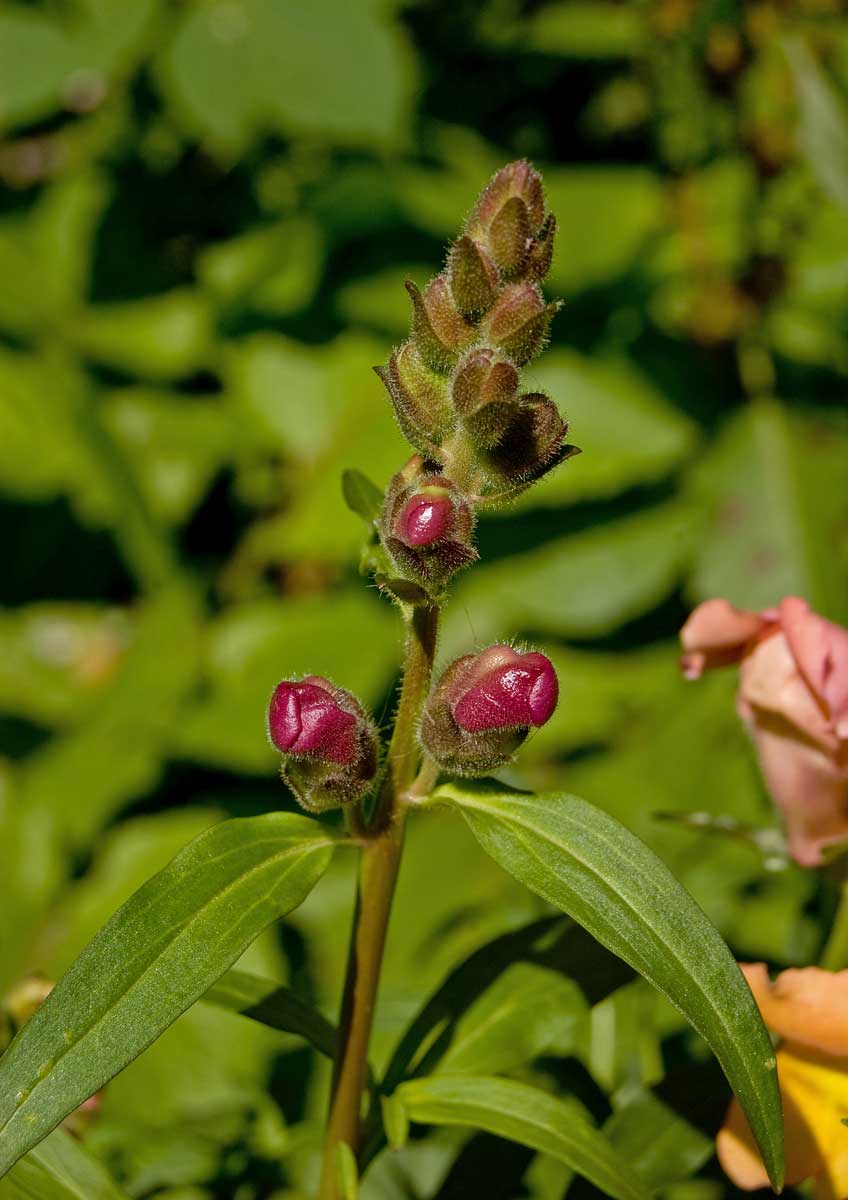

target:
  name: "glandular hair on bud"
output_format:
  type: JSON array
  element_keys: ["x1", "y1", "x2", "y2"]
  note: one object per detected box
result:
[
  {"x1": 451, "y1": 349, "x2": 520, "y2": 450},
  {"x1": 420, "y1": 645, "x2": 559, "y2": 775},
  {"x1": 268, "y1": 677, "x2": 379, "y2": 812}
]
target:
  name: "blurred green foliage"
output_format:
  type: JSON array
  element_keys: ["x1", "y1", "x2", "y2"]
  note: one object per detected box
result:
[{"x1": 1, "y1": 0, "x2": 847, "y2": 1197}]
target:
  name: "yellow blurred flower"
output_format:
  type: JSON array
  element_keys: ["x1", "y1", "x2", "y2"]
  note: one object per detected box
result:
[{"x1": 718, "y1": 964, "x2": 848, "y2": 1198}]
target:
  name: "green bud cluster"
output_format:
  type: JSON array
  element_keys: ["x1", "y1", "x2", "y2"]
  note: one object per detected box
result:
[{"x1": 375, "y1": 160, "x2": 577, "y2": 507}]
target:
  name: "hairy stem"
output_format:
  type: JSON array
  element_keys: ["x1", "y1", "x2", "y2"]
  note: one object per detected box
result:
[{"x1": 319, "y1": 605, "x2": 439, "y2": 1198}]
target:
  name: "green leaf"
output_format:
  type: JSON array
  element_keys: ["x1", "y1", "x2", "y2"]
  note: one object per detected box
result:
[
  {"x1": 521, "y1": 2, "x2": 646, "y2": 58},
  {"x1": 393, "y1": 1075, "x2": 650, "y2": 1200},
  {"x1": 687, "y1": 400, "x2": 848, "y2": 623},
  {"x1": 433, "y1": 963, "x2": 585, "y2": 1077},
  {"x1": 202, "y1": 968, "x2": 337, "y2": 1058},
  {"x1": 158, "y1": 0, "x2": 415, "y2": 156},
  {"x1": 0, "y1": 813, "x2": 337, "y2": 1177},
  {"x1": 0, "y1": 1127, "x2": 130, "y2": 1200},
  {"x1": 505, "y1": 351, "x2": 698, "y2": 508},
  {"x1": 341, "y1": 469, "x2": 384, "y2": 524},
  {"x1": 603, "y1": 1088, "x2": 712, "y2": 1190},
  {"x1": 383, "y1": 916, "x2": 631, "y2": 1091},
  {"x1": 785, "y1": 38, "x2": 848, "y2": 211},
  {"x1": 431, "y1": 782, "x2": 784, "y2": 1191},
  {"x1": 446, "y1": 501, "x2": 696, "y2": 646}
]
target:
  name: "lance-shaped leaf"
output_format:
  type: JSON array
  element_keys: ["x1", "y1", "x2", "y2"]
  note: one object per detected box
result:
[
  {"x1": 203, "y1": 968, "x2": 337, "y2": 1058},
  {"x1": 393, "y1": 1074, "x2": 650, "y2": 1200},
  {"x1": 0, "y1": 1127, "x2": 130, "y2": 1200},
  {"x1": 0, "y1": 813, "x2": 336, "y2": 1178},
  {"x1": 383, "y1": 915, "x2": 632, "y2": 1090},
  {"x1": 429, "y1": 782, "x2": 784, "y2": 1191}
]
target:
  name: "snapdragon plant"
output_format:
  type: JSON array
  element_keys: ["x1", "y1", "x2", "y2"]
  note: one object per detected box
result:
[{"x1": 0, "y1": 164, "x2": 784, "y2": 1200}]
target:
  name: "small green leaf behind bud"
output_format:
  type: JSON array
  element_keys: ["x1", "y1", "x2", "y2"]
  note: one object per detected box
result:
[
  {"x1": 268, "y1": 676, "x2": 379, "y2": 812},
  {"x1": 420, "y1": 645, "x2": 559, "y2": 775},
  {"x1": 379, "y1": 457, "x2": 477, "y2": 601}
]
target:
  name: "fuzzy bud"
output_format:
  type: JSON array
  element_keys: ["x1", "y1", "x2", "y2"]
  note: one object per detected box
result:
[
  {"x1": 448, "y1": 235, "x2": 499, "y2": 317},
  {"x1": 481, "y1": 393, "x2": 579, "y2": 501},
  {"x1": 380, "y1": 460, "x2": 477, "y2": 598},
  {"x1": 375, "y1": 342, "x2": 453, "y2": 456},
  {"x1": 268, "y1": 677, "x2": 378, "y2": 812},
  {"x1": 406, "y1": 277, "x2": 476, "y2": 373},
  {"x1": 485, "y1": 283, "x2": 560, "y2": 366},
  {"x1": 451, "y1": 349, "x2": 520, "y2": 449},
  {"x1": 467, "y1": 160, "x2": 545, "y2": 241},
  {"x1": 420, "y1": 645, "x2": 558, "y2": 774}
]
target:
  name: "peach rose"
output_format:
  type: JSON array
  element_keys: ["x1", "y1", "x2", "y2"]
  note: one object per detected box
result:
[
  {"x1": 718, "y1": 964, "x2": 848, "y2": 1198},
  {"x1": 680, "y1": 597, "x2": 848, "y2": 866}
]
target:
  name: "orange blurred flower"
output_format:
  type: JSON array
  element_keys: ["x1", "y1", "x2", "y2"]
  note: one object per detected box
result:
[
  {"x1": 719, "y1": 964, "x2": 848, "y2": 1198},
  {"x1": 680, "y1": 596, "x2": 848, "y2": 866}
]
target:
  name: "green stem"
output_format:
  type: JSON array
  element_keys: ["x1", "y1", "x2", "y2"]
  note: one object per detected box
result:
[
  {"x1": 319, "y1": 605, "x2": 439, "y2": 1198},
  {"x1": 821, "y1": 882, "x2": 848, "y2": 971}
]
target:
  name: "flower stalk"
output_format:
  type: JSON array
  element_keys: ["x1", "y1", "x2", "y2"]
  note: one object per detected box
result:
[{"x1": 319, "y1": 604, "x2": 439, "y2": 1197}]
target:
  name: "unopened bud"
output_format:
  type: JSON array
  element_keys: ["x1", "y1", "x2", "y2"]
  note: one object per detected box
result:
[
  {"x1": 420, "y1": 645, "x2": 558, "y2": 774},
  {"x1": 485, "y1": 283, "x2": 560, "y2": 366},
  {"x1": 484, "y1": 393, "x2": 577, "y2": 497},
  {"x1": 381, "y1": 464, "x2": 477, "y2": 598},
  {"x1": 489, "y1": 195, "x2": 532, "y2": 276},
  {"x1": 525, "y1": 214, "x2": 556, "y2": 283},
  {"x1": 452, "y1": 349, "x2": 520, "y2": 449},
  {"x1": 406, "y1": 277, "x2": 476, "y2": 373},
  {"x1": 448, "y1": 235, "x2": 499, "y2": 317},
  {"x1": 397, "y1": 489, "x2": 454, "y2": 546},
  {"x1": 467, "y1": 160, "x2": 545, "y2": 240},
  {"x1": 268, "y1": 677, "x2": 378, "y2": 812},
  {"x1": 374, "y1": 342, "x2": 453, "y2": 456}
]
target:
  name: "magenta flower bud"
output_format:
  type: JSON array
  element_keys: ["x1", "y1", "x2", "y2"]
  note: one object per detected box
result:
[
  {"x1": 379, "y1": 460, "x2": 477, "y2": 600},
  {"x1": 396, "y1": 489, "x2": 454, "y2": 547},
  {"x1": 420, "y1": 645, "x2": 559, "y2": 775},
  {"x1": 268, "y1": 676, "x2": 378, "y2": 812},
  {"x1": 453, "y1": 646, "x2": 559, "y2": 732},
  {"x1": 269, "y1": 677, "x2": 357, "y2": 763}
]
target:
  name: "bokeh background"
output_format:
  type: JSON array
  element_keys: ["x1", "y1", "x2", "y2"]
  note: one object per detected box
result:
[{"x1": 1, "y1": 2, "x2": 848, "y2": 1198}]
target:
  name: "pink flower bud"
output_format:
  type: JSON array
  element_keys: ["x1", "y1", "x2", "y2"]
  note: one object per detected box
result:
[
  {"x1": 453, "y1": 645, "x2": 559, "y2": 732},
  {"x1": 421, "y1": 645, "x2": 559, "y2": 775},
  {"x1": 269, "y1": 677, "x2": 357, "y2": 764},
  {"x1": 380, "y1": 461, "x2": 477, "y2": 599},
  {"x1": 268, "y1": 677, "x2": 379, "y2": 812},
  {"x1": 396, "y1": 489, "x2": 453, "y2": 547}
]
